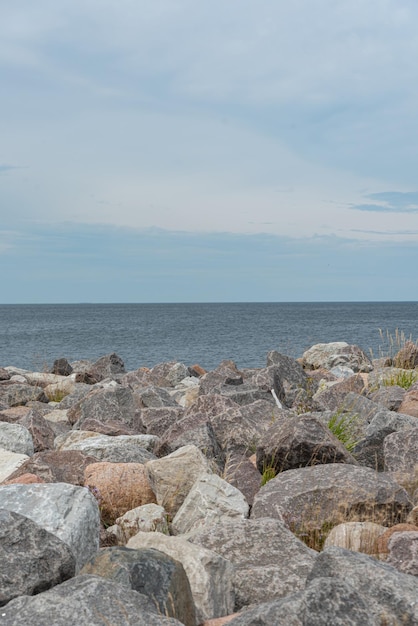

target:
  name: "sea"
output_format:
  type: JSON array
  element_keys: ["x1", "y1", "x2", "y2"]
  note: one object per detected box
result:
[{"x1": 0, "y1": 302, "x2": 417, "y2": 373}]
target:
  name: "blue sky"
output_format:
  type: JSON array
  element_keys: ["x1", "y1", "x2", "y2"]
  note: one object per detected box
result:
[{"x1": 1, "y1": 1, "x2": 418, "y2": 303}]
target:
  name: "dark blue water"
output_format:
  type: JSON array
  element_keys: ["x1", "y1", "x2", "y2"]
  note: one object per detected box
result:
[{"x1": 0, "y1": 302, "x2": 417, "y2": 372}]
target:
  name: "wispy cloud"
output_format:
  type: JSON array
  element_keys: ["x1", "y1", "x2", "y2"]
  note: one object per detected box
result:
[{"x1": 350, "y1": 191, "x2": 418, "y2": 213}]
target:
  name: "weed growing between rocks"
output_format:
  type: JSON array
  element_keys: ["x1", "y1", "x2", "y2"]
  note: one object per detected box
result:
[
  {"x1": 372, "y1": 328, "x2": 418, "y2": 363},
  {"x1": 327, "y1": 410, "x2": 360, "y2": 453},
  {"x1": 382, "y1": 369, "x2": 418, "y2": 390}
]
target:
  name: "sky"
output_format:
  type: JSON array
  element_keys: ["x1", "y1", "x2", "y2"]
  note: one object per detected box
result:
[{"x1": 1, "y1": 0, "x2": 418, "y2": 303}]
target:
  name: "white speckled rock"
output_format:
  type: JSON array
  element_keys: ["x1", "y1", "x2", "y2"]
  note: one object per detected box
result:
[
  {"x1": 0, "y1": 483, "x2": 100, "y2": 571},
  {"x1": 0, "y1": 423, "x2": 34, "y2": 456},
  {"x1": 172, "y1": 474, "x2": 249, "y2": 536},
  {"x1": 0, "y1": 449, "x2": 30, "y2": 482}
]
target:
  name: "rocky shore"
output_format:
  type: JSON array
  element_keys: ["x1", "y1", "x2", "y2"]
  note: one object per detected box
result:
[{"x1": 1, "y1": 340, "x2": 418, "y2": 625}]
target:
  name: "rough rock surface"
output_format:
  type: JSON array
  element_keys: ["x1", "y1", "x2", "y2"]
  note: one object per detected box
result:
[
  {"x1": 0, "y1": 483, "x2": 100, "y2": 571},
  {"x1": 127, "y1": 531, "x2": 235, "y2": 623},
  {"x1": 189, "y1": 517, "x2": 317, "y2": 610},
  {"x1": 0, "y1": 574, "x2": 183, "y2": 625},
  {"x1": 0, "y1": 422, "x2": 34, "y2": 456},
  {"x1": 387, "y1": 531, "x2": 418, "y2": 576},
  {"x1": 5, "y1": 450, "x2": 98, "y2": 485},
  {"x1": 302, "y1": 342, "x2": 373, "y2": 372},
  {"x1": 0, "y1": 508, "x2": 76, "y2": 606}
]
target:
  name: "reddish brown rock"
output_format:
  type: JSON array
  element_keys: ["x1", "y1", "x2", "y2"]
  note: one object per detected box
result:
[
  {"x1": 5, "y1": 450, "x2": 98, "y2": 485},
  {"x1": 0, "y1": 406, "x2": 33, "y2": 422},
  {"x1": 377, "y1": 523, "x2": 418, "y2": 554},
  {"x1": 18, "y1": 408, "x2": 55, "y2": 452},
  {"x1": 2, "y1": 472, "x2": 45, "y2": 485},
  {"x1": 398, "y1": 389, "x2": 418, "y2": 418},
  {"x1": 84, "y1": 462, "x2": 156, "y2": 526},
  {"x1": 189, "y1": 364, "x2": 207, "y2": 377}
]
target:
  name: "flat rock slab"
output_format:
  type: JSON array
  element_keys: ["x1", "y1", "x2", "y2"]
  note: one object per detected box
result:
[
  {"x1": 0, "y1": 574, "x2": 183, "y2": 625},
  {"x1": 0, "y1": 449, "x2": 29, "y2": 482},
  {"x1": 0, "y1": 483, "x2": 100, "y2": 571},
  {"x1": 0, "y1": 508, "x2": 75, "y2": 606}
]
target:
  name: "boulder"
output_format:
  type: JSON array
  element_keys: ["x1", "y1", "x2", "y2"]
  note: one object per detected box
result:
[
  {"x1": 189, "y1": 517, "x2": 317, "y2": 610},
  {"x1": 212, "y1": 383, "x2": 273, "y2": 406},
  {"x1": 135, "y1": 385, "x2": 179, "y2": 408},
  {"x1": 58, "y1": 433, "x2": 158, "y2": 464},
  {"x1": 251, "y1": 464, "x2": 412, "y2": 540},
  {"x1": 84, "y1": 461, "x2": 156, "y2": 526},
  {"x1": 393, "y1": 341, "x2": 418, "y2": 369},
  {"x1": 199, "y1": 361, "x2": 243, "y2": 396},
  {"x1": 384, "y1": 426, "x2": 418, "y2": 473},
  {"x1": 376, "y1": 523, "x2": 418, "y2": 554},
  {"x1": 148, "y1": 361, "x2": 190, "y2": 387},
  {"x1": 0, "y1": 383, "x2": 47, "y2": 407},
  {"x1": 398, "y1": 388, "x2": 418, "y2": 418},
  {"x1": 313, "y1": 374, "x2": 366, "y2": 411},
  {"x1": 5, "y1": 450, "x2": 98, "y2": 485},
  {"x1": 146, "y1": 445, "x2": 211, "y2": 518},
  {"x1": 369, "y1": 385, "x2": 406, "y2": 411},
  {"x1": 0, "y1": 449, "x2": 29, "y2": 483},
  {"x1": 80, "y1": 418, "x2": 140, "y2": 435},
  {"x1": 302, "y1": 342, "x2": 373, "y2": 373},
  {"x1": 115, "y1": 503, "x2": 169, "y2": 543},
  {"x1": 67, "y1": 385, "x2": 141, "y2": 430},
  {"x1": 222, "y1": 452, "x2": 262, "y2": 506},
  {"x1": 256, "y1": 414, "x2": 357, "y2": 475},
  {"x1": 43, "y1": 378, "x2": 77, "y2": 401},
  {"x1": 0, "y1": 482, "x2": 100, "y2": 571},
  {"x1": 127, "y1": 531, "x2": 235, "y2": 623},
  {"x1": 89, "y1": 352, "x2": 126, "y2": 381},
  {"x1": 171, "y1": 474, "x2": 249, "y2": 536},
  {"x1": 0, "y1": 422, "x2": 34, "y2": 456},
  {"x1": 0, "y1": 574, "x2": 182, "y2": 625},
  {"x1": 224, "y1": 577, "x2": 377, "y2": 626},
  {"x1": 51, "y1": 358, "x2": 73, "y2": 376},
  {"x1": 18, "y1": 408, "x2": 56, "y2": 452},
  {"x1": 81, "y1": 546, "x2": 197, "y2": 626},
  {"x1": 140, "y1": 406, "x2": 185, "y2": 437},
  {"x1": 306, "y1": 546, "x2": 418, "y2": 624},
  {"x1": 387, "y1": 531, "x2": 418, "y2": 576},
  {"x1": 323, "y1": 521, "x2": 388, "y2": 555},
  {"x1": 0, "y1": 508, "x2": 76, "y2": 606}
]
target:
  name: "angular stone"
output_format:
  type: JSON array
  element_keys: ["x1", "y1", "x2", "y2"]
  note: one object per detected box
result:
[
  {"x1": 0, "y1": 508, "x2": 76, "y2": 606},
  {"x1": 189, "y1": 517, "x2": 317, "y2": 610},
  {"x1": 0, "y1": 422, "x2": 34, "y2": 455},
  {"x1": 0, "y1": 483, "x2": 100, "y2": 571},
  {"x1": 213, "y1": 383, "x2": 273, "y2": 406},
  {"x1": 84, "y1": 462, "x2": 156, "y2": 526},
  {"x1": 2, "y1": 472, "x2": 45, "y2": 485},
  {"x1": 0, "y1": 449, "x2": 29, "y2": 483},
  {"x1": 156, "y1": 417, "x2": 224, "y2": 470},
  {"x1": 140, "y1": 406, "x2": 185, "y2": 437},
  {"x1": 80, "y1": 418, "x2": 140, "y2": 435},
  {"x1": 303, "y1": 342, "x2": 373, "y2": 373},
  {"x1": 89, "y1": 352, "x2": 126, "y2": 381},
  {"x1": 366, "y1": 408, "x2": 418, "y2": 437},
  {"x1": 18, "y1": 408, "x2": 56, "y2": 452},
  {"x1": 148, "y1": 361, "x2": 190, "y2": 387},
  {"x1": 314, "y1": 374, "x2": 366, "y2": 411},
  {"x1": 384, "y1": 426, "x2": 418, "y2": 473},
  {"x1": 393, "y1": 341, "x2": 418, "y2": 369},
  {"x1": 199, "y1": 361, "x2": 243, "y2": 396},
  {"x1": 172, "y1": 474, "x2": 249, "y2": 536},
  {"x1": 376, "y1": 523, "x2": 418, "y2": 554},
  {"x1": 127, "y1": 531, "x2": 235, "y2": 623},
  {"x1": 58, "y1": 433, "x2": 157, "y2": 464},
  {"x1": 256, "y1": 415, "x2": 357, "y2": 474},
  {"x1": 115, "y1": 503, "x2": 169, "y2": 543},
  {"x1": 307, "y1": 546, "x2": 418, "y2": 624},
  {"x1": 135, "y1": 385, "x2": 179, "y2": 408},
  {"x1": 398, "y1": 388, "x2": 418, "y2": 418},
  {"x1": 0, "y1": 383, "x2": 47, "y2": 407},
  {"x1": 369, "y1": 385, "x2": 406, "y2": 411},
  {"x1": 387, "y1": 531, "x2": 418, "y2": 576},
  {"x1": 51, "y1": 358, "x2": 73, "y2": 376},
  {"x1": 5, "y1": 450, "x2": 98, "y2": 485},
  {"x1": 251, "y1": 464, "x2": 412, "y2": 534},
  {"x1": 222, "y1": 452, "x2": 262, "y2": 506},
  {"x1": 224, "y1": 577, "x2": 376, "y2": 626},
  {"x1": 67, "y1": 385, "x2": 140, "y2": 429},
  {"x1": 146, "y1": 445, "x2": 211, "y2": 518},
  {"x1": 81, "y1": 546, "x2": 197, "y2": 626},
  {"x1": 0, "y1": 574, "x2": 182, "y2": 625}
]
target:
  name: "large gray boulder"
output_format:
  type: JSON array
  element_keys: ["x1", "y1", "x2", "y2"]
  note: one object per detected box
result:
[
  {"x1": 127, "y1": 531, "x2": 235, "y2": 623},
  {"x1": 302, "y1": 342, "x2": 373, "y2": 372},
  {"x1": 5, "y1": 449, "x2": 98, "y2": 485},
  {"x1": 307, "y1": 546, "x2": 418, "y2": 624},
  {"x1": 226, "y1": 577, "x2": 376, "y2": 626},
  {"x1": 251, "y1": 464, "x2": 412, "y2": 536},
  {"x1": 81, "y1": 546, "x2": 197, "y2": 626},
  {"x1": 387, "y1": 531, "x2": 418, "y2": 576},
  {"x1": 256, "y1": 414, "x2": 357, "y2": 474},
  {"x1": 57, "y1": 433, "x2": 158, "y2": 464},
  {"x1": 67, "y1": 385, "x2": 141, "y2": 430},
  {"x1": 383, "y1": 426, "x2": 418, "y2": 473},
  {"x1": 171, "y1": 474, "x2": 249, "y2": 536},
  {"x1": 89, "y1": 352, "x2": 126, "y2": 381},
  {"x1": 0, "y1": 574, "x2": 183, "y2": 625},
  {"x1": 0, "y1": 509, "x2": 75, "y2": 606},
  {"x1": 0, "y1": 483, "x2": 100, "y2": 571},
  {"x1": 189, "y1": 517, "x2": 317, "y2": 610},
  {"x1": 0, "y1": 383, "x2": 47, "y2": 407},
  {"x1": 0, "y1": 422, "x2": 34, "y2": 456}
]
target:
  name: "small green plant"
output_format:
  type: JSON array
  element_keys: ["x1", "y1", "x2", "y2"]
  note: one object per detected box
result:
[
  {"x1": 261, "y1": 457, "x2": 277, "y2": 486},
  {"x1": 327, "y1": 410, "x2": 359, "y2": 453},
  {"x1": 382, "y1": 369, "x2": 418, "y2": 390}
]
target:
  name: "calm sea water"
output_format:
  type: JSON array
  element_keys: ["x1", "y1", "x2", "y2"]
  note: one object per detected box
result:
[{"x1": 0, "y1": 302, "x2": 417, "y2": 372}]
